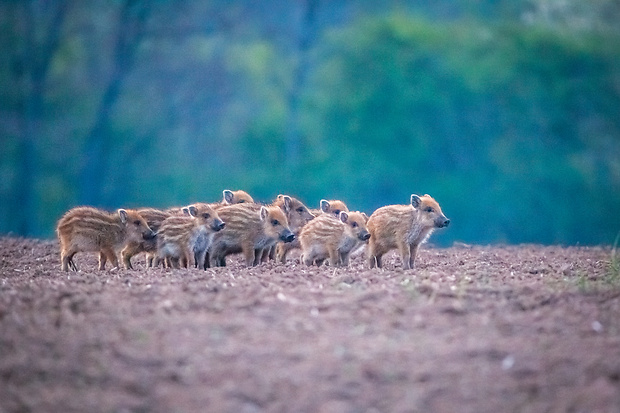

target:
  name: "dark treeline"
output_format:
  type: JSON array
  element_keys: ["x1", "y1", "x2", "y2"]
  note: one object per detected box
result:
[{"x1": 1, "y1": 0, "x2": 619, "y2": 246}]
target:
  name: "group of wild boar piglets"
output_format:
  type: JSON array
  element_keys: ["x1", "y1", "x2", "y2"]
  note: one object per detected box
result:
[{"x1": 56, "y1": 189, "x2": 449, "y2": 272}]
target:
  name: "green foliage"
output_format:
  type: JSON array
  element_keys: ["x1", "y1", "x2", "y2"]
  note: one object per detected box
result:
[
  {"x1": 302, "y1": 14, "x2": 620, "y2": 245},
  {"x1": 1, "y1": 1, "x2": 620, "y2": 246}
]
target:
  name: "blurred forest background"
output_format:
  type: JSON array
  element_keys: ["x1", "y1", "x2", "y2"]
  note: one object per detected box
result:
[{"x1": 1, "y1": 0, "x2": 619, "y2": 246}]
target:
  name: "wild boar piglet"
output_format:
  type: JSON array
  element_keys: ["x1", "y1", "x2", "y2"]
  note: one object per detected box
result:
[
  {"x1": 222, "y1": 189, "x2": 254, "y2": 205},
  {"x1": 300, "y1": 210, "x2": 370, "y2": 267},
  {"x1": 210, "y1": 203, "x2": 295, "y2": 267},
  {"x1": 367, "y1": 194, "x2": 449, "y2": 270},
  {"x1": 157, "y1": 204, "x2": 225, "y2": 269},
  {"x1": 121, "y1": 208, "x2": 171, "y2": 269},
  {"x1": 269, "y1": 194, "x2": 314, "y2": 263},
  {"x1": 56, "y1": 206, "x2": 155, "y2": 272}
]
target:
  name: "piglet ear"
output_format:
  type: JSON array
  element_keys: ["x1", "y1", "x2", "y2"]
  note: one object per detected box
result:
[
  {"x1": 260, "y1": 206, "x2": 269, "y2": 221},
  {"x1": 282, "y1": 195, "x2": 293, "y2": 212},
  {"x1": 411, "y1": 194, "x2": 421, "y2": 209},
  {"x1": 339, "y1": 211, "x2": 349, "y2": 223},
  {"x1": 187, "y1": 206, "x2": 198, "y2": 217},
  {"x1": 223, "y1": 190, "x2": 234, "y2": 204},
  {"x1": 118, "y1": 209, "x2": 128, "y2": 224},
  {"x1": 320, "y1": 199, "x2": 330, "y2": 213},
  {"x1": 361, "y1": 212, "x2": 369, "y2": 222}
]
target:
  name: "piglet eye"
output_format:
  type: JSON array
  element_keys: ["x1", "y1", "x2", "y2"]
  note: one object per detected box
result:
[
  {"x1": 333, "y1": 210, "x2": 340, "y2": 215},
  {"x1": 203, "y1": 213, "x2": 210, "y2": 219},
  {"x1": 272, "y1": 220, "x2": 279, "y2": 226},
  {"x1": 352, "y1": 222, "x2": 358, "y2": 228},
  {"x1": 425, "y1": 207, "x2": 433, "y2": 213},
  {"x1": 134, "y1": 220, "x2": 141, "y2": 226},
  {"x1": 297, "y1": 207, "x2": 304, "y2": 213},
  {"x1": 238, "y1": 200, "x2": 245, "y2": 203}
]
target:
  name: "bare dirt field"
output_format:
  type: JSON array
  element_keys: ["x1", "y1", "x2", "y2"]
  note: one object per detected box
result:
[{"x1": 1, "y1": 236, "x2": 619, "y2": 413}]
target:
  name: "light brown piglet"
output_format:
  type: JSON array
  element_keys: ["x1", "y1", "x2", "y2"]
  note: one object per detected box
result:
[
  {"x1": 269, "y1": 195, "x2": 315, "y2": 263},
  {"x1": 121, "y1": 208, "x2": 172, "y2": 269},
  {"x1": 222, "y1": 189, "x2": 254, "y2": 205},
  {"x1": 209, "y1": 203, "x2": 295, "y2": 267},
  {"x1": 157, "y1": 204, "x2": 225, "y2": 269},
  {"x1": 56, "y1": 206, "x2": 155, "y2": 272},
  {"x1": 309, "y1": 199, "x2": 349, "y2": 218},
  {"x1": 299, "y1": 211, "x2": 370, "y2": 267},
  {"x1": 366, "y1": 194, "x2": 449, "y2": 270},
  {"x1": 166, "y1": 189, "x2": 254, "y2": 215},
  {"x1": 276, "y1": 198, "x2": 348, "y2": 263}
]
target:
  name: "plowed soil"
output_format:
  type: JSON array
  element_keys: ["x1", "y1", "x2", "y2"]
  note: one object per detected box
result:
[{"x1": 1, "y1": 237, "x2": 619, "y2": 413}]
